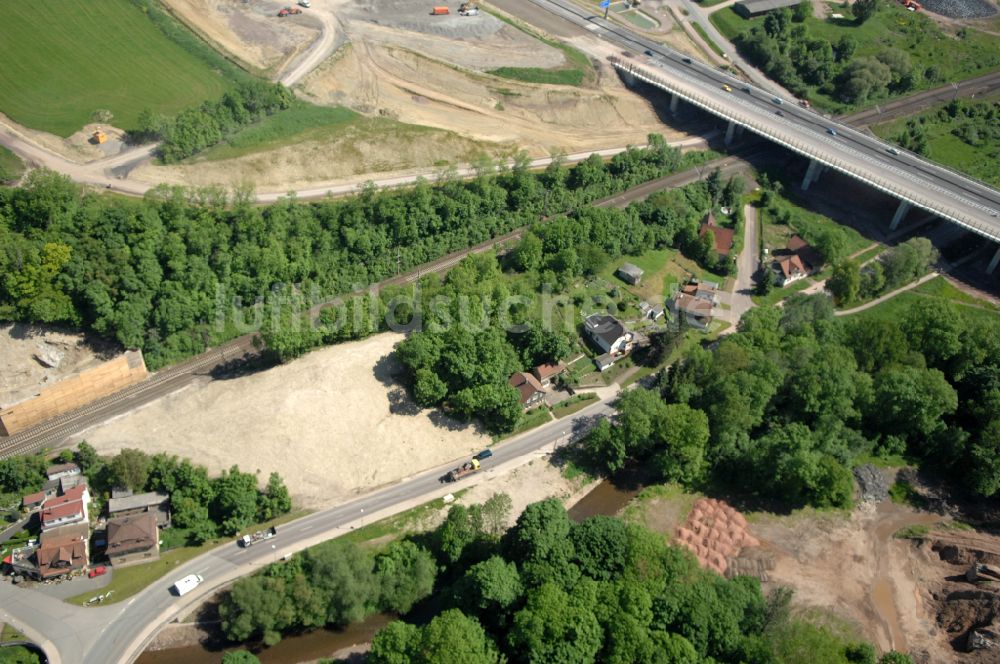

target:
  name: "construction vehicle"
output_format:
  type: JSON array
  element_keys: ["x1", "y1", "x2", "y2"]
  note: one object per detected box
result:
[
  {"x1": 238, "y1": 526, "x2": 277, "y2": 547},
  {"x1": 459, "y1": 2, "x2": 479, "y2": 15},
  {"x1": 278, "y1": 7, "x2": 289, "y2": 16},
  {"x1": 91, "y1": 130, "x2": 107, "y2": 145},
  {"x1": 431, "y1": 6, "x2": 450, "y2": 14},
  {"x1": 298, "y1": 0, "x2": 310, "y2": 6},
  {"x1": 797, "y1": 99, "x2": 811, "y2": 108},
  {"x1": 897, "y1": 0, "x2": 921, "y2": 10},
  {"x1": 445, "y1": 458, "x2": 480, "y2": 482},
  {"x1": 172, "y1": 574, "x2": 203, "y2": 597},
  {"x1": 289, "y1": 6, "x2": 302, "y2": 14}
]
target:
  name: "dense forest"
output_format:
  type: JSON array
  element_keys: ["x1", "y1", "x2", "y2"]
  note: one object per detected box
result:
[
  {"x1": 577, "y1": 292, "x2": 1000, "y2": 505},
  {"x1": 0, "y1": 445, "x2": 291, "y2": 544},
  {"x1": 0, "y1": 136, "x2": 696, "y2": 369},
  {"x1": 220, "y1": 495, "x2": 909, "y2": 664}
]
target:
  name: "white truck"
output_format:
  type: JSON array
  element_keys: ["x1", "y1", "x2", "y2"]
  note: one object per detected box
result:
[
  {"x1": 172, "y1": 574, "x2": 203, "y2": 597},
  {"x1": 239, "y1": 526, "x2": 277, "y2": 548}
]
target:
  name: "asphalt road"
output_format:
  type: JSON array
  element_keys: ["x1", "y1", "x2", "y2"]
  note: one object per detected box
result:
[
  {"x1": 528, "y1": 0, "x2": 1000, "y2": 242},
  {"x1": 84, "y1": 398, "x2": 613, "y2": 664}
]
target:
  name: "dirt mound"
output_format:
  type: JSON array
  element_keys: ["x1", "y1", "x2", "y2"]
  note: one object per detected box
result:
[
  {"x1": 674, "y1": 497, "x2": 759, "y2": 576},
  {"x1": 854, "y1": 464, "x2": 890, "y2": 503},
  {"x1": 931, "y1": 532, "x2": 1000, "y2": 567}
]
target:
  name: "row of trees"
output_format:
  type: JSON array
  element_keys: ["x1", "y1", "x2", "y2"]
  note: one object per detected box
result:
[
  {"x1": 735, "y1": 4, "x2": 919, "y2": 104},
  {"x1": 827, "y1": 237, "x2": 938, "y2": 306},
  {"x1": 577, "y1": 290, "x2": 1000, "y2": 506},
  {"x1": 0, "y1": 136, "x2": 693, "y2": 369},
  {"x1": 130, "y1": 81, "x2": 294, "y2": 162}
]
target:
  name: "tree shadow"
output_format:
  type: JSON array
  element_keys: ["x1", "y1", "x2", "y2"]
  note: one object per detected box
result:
[
  {"x1": 372, "y1": 352, "x2": 404, "y2": 388},
  {"x1": 386, "y1": 386, "x2": 421, "y2": 417},
  {"x1": 427, "y1": 410, "x2": 488, "y2": 437},
  {"x1": 208, "y1": 352, "x2": 270, "y2": 380}
]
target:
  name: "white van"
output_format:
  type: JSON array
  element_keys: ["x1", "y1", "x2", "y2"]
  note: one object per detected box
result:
[{"x1": 172, "y1": 574, "x2": 203, "y2": 597}]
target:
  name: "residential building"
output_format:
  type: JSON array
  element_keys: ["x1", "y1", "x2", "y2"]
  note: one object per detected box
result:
[
  {"x1": 9, "y1": 523, "x2": 90, "y2": 580},
  {"x1": 616, "y1": 263, "x2": 644, "y2": 285},
  {"x1": 668, "y1": 279, "x2": 719, "y2": 331},
  {"x1": 531, "y1": 362, "x2": 566, "y2": 388},
  {"x1": 40, "y1": 484, "x2": 89, "y2": 532},
  {"x1": 699, "y1": 213, "x2": 735, "y2": 259},
  {"x1": 639, "y1": 302, "x2": 665, "y2": 321},
  {"x1": 583, "y1": 314, "x2": 634, "y2": 355},
  {"x1": 508, "y1": 372, "x2": 546, "y2": 409},
  {"x1": 771, "y1": 235, "x2": 822, "y2": 286},
  {"x1": 22, "y1": 491, "x2": 45, "y2": 511},
  {"x1": 46, "y1": 463, "x2": 81, "y2": 482},
  {"x1": 107, "y1": 491, "x2": 171, "y2": 528},
  {"x1": 106, "y1": 513, "x2": 160, "y2": 568}
]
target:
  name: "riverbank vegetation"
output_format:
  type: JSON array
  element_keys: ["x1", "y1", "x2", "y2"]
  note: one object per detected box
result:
[
  {"x1": 576, "y1": 291, "x2": 1000, "y2": 507},
  {"x1": 219, "y1": 494, "x2": 908, "y2": 663}
]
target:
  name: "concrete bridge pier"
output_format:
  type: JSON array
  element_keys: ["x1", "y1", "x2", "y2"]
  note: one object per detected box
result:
[
  {"x1": 621, "y1": 69, "x2": 636, "y2": 87},
  {"x1": 724, "y1": 121, "x2": 737, "y2": 145},
  {"x1": 801, "y1": 159, "x2": 822, "y2": 191},
  {"x1": 669, "y1": 93, "x2": 679, "y2": 113},
  {"x1": 890, "y1": 200, "x2": 912, "y2": 231},
  {"x1": 988, "y1": 246, "x2": 1000, "y2": 274}
]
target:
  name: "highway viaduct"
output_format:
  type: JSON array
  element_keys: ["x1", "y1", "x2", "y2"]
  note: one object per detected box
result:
[{"x1": 530, "y1": 0, "x2": 1000, "y2": 273}]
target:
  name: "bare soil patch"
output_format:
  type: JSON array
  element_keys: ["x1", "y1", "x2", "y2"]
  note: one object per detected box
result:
[
  {"x1": 0, "y1": 323, "x2": 117, "y2": 409},
  {"x1": 162, "y1": 0, "x2": 320, "y2": 73},
  {"x1": 72, "y1": 333, "x2": 491, "y2": 509}
]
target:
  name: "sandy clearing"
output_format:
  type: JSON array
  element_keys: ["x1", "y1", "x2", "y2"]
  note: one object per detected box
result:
[{"x1": 73, "y1": 332, "x2": 491, "y2": 510}]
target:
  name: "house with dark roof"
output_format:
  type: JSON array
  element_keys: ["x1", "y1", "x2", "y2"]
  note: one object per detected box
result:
[
  {"x1": 699, "y1": 213, "x2": 735, "y2": 259},
  {"x1": 531, "y1": 362, "x2": 566, "y2": 388},
  {"x1": 771, "y1": 235, "x2": 822, "y2": 286},
  {"x1": 508, "y1": 372, "x2": 546, "y2": 409},
  {"x1": 583, "y1": 314, "x2": 634, "y2": 371},
  {"x1": 108, "y1": 491, "x2": 171, "y2": 528},
  {"x1": 616, "y1": 263, "x2": 644, "y2": 285},
  {"x1": 9, "y1": 522, "x2": 90, "y2": 580},
  {"x1": 106, "y1": 513, "x2": 160, "y2": 568}
]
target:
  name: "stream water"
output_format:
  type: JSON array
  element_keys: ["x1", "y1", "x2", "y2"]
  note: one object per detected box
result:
[{"x1": 139, "y1": 478, "x2": 638, "y2": 664}]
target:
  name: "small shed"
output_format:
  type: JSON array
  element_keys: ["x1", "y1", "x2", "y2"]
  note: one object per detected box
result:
[
  {"x1": 734, "y1": 0, "x2": 799, "y2": 17},
  {"x1": 617, "y1": 263, "x2": 644, "y2": 285}
]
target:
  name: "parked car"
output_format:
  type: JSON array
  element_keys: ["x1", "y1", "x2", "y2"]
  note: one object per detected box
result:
[{"x1": 89, "y1": 566, "x2": 107, "y2": 578}]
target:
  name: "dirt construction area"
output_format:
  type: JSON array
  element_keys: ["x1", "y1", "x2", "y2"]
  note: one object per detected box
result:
[
  {"x1": 139, "y1": 0, "x2": 691, "y2": 190},
  {"x1": 630, "y1": 475, "x2": 1000, "y2": 663},
  {"x1": 0, "y1": 323, "x2": 116, "y2": 409},
  {"x1": 70, "y1": 333, "x2": 491, "y2": 509}
]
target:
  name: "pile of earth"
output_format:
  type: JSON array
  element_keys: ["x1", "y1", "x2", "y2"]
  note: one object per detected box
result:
[
  {"x1": 920, "y1": 0, "x2": 997, "y2": 19},
  {"x1": 674, "y1": 497, "x2": 759, "y2": 575},
  {"x1": 854, "y1": 464, "x2": 890, "y2": 503}
]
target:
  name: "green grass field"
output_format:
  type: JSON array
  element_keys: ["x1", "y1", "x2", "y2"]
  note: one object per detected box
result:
[
  {"x1": 0, "y1": 0, "x2": 238, "y2": 136},
  {"x1": 195, "y1": 102, "x2": 360, "y2": 161},
  {"x1": 486, "y1": 9, "x2": 595, "y2": 86},
  {"x1": 0, "y1": 146, "x2": 25, "y2": 182},
  {"x1": 872, "y1": 95, "x2": 1000, "y2": 188},
  {"x1": 692, "y1": 22, "x2": 726, "y2": 57},
  {"x1": 844, "y1": 276, "x2": 1000, "y2": 324}
]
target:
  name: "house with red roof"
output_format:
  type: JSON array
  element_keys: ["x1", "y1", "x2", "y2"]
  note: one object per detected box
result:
[
  {"x1": 699, "y1": 213, "x2": 735, "y2": 259},
  {"x1": 40, "y1": 484, "x2": 89, "y2": 532}
]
